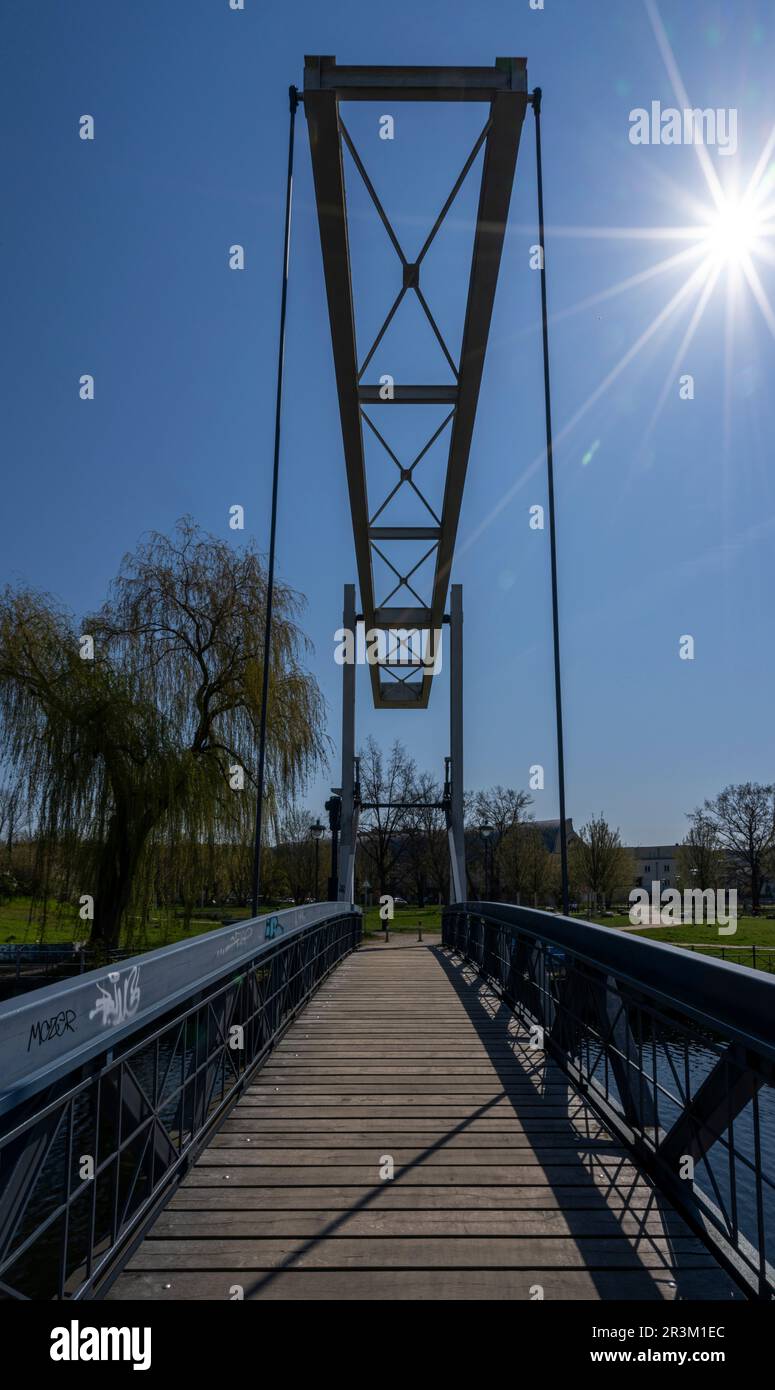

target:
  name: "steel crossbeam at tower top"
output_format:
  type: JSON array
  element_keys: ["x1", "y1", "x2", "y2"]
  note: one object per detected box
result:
[{"x1": 304, "y1": 56, "x2": 529, "y2": 708}]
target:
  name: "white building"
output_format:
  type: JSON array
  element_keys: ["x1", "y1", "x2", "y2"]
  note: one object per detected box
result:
[{"x1": 627, "y1": 845, "x2": 681, "y2": 893}]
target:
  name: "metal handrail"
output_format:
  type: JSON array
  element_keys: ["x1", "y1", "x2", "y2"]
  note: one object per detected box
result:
[
  {"x1": 443, "y1": 902, "x2": 775, "y2": 1301},
  {"x1": 450, "y1": 902, "x2": 775, "y2": 1060},
  {"x1": 0, "y1": 903, "x2": 361, "y2": 1300},
  {"x1": 0, "y1": 901, "x2": 350, "y2": 1114}
]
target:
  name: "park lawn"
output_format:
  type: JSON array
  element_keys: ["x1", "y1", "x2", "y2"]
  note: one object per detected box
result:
[
  {"x1": 4, "y1": 895, "x2": 771, "y2": 969},
  {"x1": 0, "y1": 896, "x2": 444, "y2": 950},
  {"x1": 620, "y1": 916, "x2": 775, "y2": 950},
  {"x1": 0, "y1": 897, "x2": 86, "y2": 944},
  {"x1": 539, "y1": 909, "x2": 775, "y2": 972},
  {"x1": 362, "y1": 904, "x2": 443, "y2": 936},
  {"x1": 0, "y1": 897, "x2": 291, "y2": 948},
  {"x1": 573, "y1": 910, "x2": 775, "y2": 944}
]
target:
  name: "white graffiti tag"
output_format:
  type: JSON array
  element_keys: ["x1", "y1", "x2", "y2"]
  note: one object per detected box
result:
[
  {"x1": 215, "y1": 927, "x2": 254, "y2": 960},
  {"x1": 89, "y1": 966, "x2": 141, "y2": 1027}
]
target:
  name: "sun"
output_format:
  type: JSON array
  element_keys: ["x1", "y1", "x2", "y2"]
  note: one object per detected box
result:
[
  {"x1": 457, "y1": 0, "x2": 775, "y2": 547},
  {"x1": 702, "y1": 196, "x2": 765, "y2": 267}
]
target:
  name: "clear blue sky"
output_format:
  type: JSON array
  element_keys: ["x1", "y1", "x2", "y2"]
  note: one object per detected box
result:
[{"x1": 2, "y1": 0, "x2": 773, "y2": 845}]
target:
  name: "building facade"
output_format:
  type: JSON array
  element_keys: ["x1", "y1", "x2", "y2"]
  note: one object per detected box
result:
[{"x1": 627, "y1": 845, "x2": 681, "y2": 893}]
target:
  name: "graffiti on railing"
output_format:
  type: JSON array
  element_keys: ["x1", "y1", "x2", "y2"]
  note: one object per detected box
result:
[
  {"x1": 88, "y1": 966, "x2": 141, "y2": 1028},
  {"x1": 215, "y1": 926, "x2": 255, "y2": 960},
  {"x1": 27, "y1": 1008, "x2": 77, "y2": 1051}
]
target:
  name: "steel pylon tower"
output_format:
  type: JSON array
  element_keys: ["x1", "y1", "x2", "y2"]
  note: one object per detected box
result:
[
  {"x1": 304, "y1": 56, "x2": 529, "y2": 709},
  {"x1": 303, "y1": 56, "x2": 535, "y2": 903}
]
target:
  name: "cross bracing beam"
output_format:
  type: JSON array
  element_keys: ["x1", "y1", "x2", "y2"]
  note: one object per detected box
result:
[{"x1": 305, "y1": 55, "x2": 528, "y2": 707}]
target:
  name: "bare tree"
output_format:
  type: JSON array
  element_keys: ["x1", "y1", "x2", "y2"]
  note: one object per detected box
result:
[
  {"x1": 498, "y1": 822, "x2": 551, "y2": 905},
  {"x1": 700, "y1": 783, "x2": 775, "y2": 911},
  {"x1": 570, "y1": 815, "x2": 633, "y2": 915},
  {"x1": 471, "y1": 786, "x2": 532, "y2": 898},
  {"x1": 274, "y1": 807, "x2": 318, "y2": 905},
  {"x1": 357, "y1": 737, "x2": 416, "y2": 896},
  {"x1": 403, "y1": 771, "x2": 448, "y2": 905},
  {"x1": 676, "y1": 811, "x2": 727, "y2": 892}
]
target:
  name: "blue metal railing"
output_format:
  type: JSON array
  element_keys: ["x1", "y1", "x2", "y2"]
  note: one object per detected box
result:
[
  {"x1": 444, "y1": 902, "x2": 775, "y2": 1301},
  {"x1": 0, "y1": 903, "x2": 361, "y2": 1299}
]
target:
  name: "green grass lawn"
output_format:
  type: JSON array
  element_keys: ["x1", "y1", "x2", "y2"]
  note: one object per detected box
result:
[
  {"x1": 361, "y1": 904, "x2": 442, "y2": 937},
  {"x1": 573, "y1": 910, "x2": 775, "y2": 971},
  {"x1": 618, "y1": 915, "x2": 775, "y2": 947},
  {"x1": 0, "y1": 897, "x2": 292, "y2": 949},
  {"x1": 4, "y1": 893, "x2": 771, "y2": 971},
  {"x1": 0, "y1": 896, "x2": 444, "y2": 950}
]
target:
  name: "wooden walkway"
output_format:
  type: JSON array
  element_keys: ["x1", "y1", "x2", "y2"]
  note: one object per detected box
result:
[{"x1": 108, "y1": 939, "x2": 740, "y2": 1301}]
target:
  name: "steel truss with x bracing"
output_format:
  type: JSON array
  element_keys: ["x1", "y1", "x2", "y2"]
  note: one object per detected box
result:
[
  {"x1": 253, "y1": 56, "x2": 570, "y2": 915},
  {"x1": 304, "y1": 55, "x2": 529, "y2": 710}
]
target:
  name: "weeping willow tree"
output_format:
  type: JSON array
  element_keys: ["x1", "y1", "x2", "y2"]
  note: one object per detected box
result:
[{"x1": 0, "y1": 518, "x2": 327, "y2": 947}]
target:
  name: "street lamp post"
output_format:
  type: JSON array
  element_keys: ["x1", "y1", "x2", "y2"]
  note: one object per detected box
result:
[
  {"x1": 689, "y1": 866, "x2": 698, "y2": 926},
  {"x1": 479, "y1": 823, "x2": 495, "y2": 901},
  {"x1": 310, "y1": 819, "x2": 324, "y2": 902}
]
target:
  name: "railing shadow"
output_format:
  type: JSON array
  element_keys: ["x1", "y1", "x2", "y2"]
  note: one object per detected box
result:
[
  {"x1": 432, "y1": 945, "x2": 723, "y2": 1299},
  {"x1": 230, "y1": 944, "x2": 718, "y2": 1300}
]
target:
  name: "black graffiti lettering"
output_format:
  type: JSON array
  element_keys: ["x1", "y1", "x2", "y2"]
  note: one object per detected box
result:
[{"x1": 27, "y1": 1009, "x2": 77, "y2": 1051}]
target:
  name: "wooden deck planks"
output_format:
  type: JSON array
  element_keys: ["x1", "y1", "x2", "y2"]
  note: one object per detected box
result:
[{"x1": 106, "y1": 941, "x2": 741, "y2": 1302}]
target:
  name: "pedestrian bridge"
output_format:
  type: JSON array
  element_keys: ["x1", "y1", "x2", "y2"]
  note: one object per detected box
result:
[{"x1": 0, "y1": 903, "x2": 772, "y2": 1301}]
